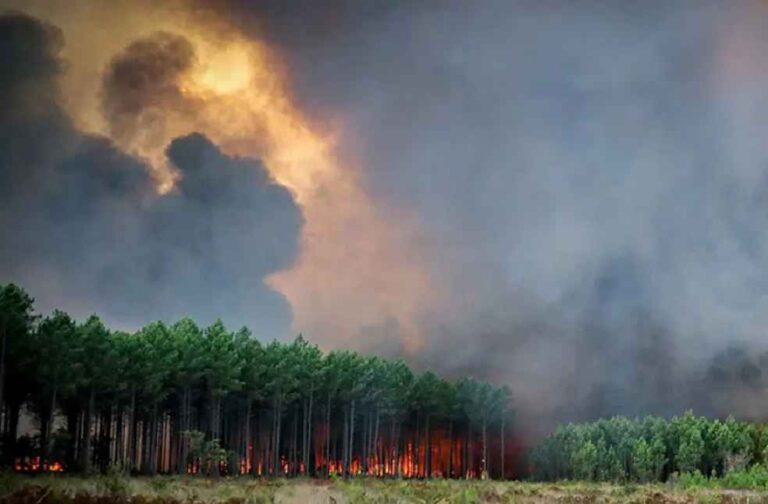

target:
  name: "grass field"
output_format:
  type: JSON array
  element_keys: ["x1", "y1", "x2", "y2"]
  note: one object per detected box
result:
[{"x1": 2, "y1": 475, "x2": 768, "y2": 504}]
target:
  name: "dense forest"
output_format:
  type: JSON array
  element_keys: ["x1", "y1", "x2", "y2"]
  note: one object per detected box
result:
[
  {"x1": 0, "y1": 283, "x2": 513, "y2": 478},
  {"x1": 529, "y1": 413, "x2": 766, "y2": 483}
]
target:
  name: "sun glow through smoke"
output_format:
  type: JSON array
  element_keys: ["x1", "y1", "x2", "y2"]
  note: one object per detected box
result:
[
  {"x1": 9, "y1": 0, "x2": 434, "y2": 353},
  {"x1": 192, "y1": 45, "x2": 253, "y2": 96}
]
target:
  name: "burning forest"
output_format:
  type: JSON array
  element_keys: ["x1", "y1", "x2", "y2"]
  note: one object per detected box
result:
[
  {"x1": 0, "y1": 283, "x2": 516, "y2": 479},
  {"x1": 6, "y1": 0, "x2": 768, "y2": 498}
]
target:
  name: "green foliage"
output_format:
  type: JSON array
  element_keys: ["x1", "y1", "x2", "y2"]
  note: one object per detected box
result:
[
  {"x1": 720, "y1": 464, "x2": 768, "y2": 489},
  {"x1": 97, "y1": 466, "x2": 130, "y2": 496},
  {"x1": 572, "y1": 440, "x2": 597, "y2": 480},
  {"x1": 0, "y1": 282, "x2": 515, "y2": 480},
  {"x1": 675, "y1": 465, "x2": 768, "y2": 490},
  {"x1": 531, "y1": 412, "x2": 765, "y2": 484},
  {"x1": 184, "y1": 431, "x2": 230, "y2": 476}
]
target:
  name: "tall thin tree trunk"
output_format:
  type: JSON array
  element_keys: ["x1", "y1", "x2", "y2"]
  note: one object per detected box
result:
[
  {"x1": 325, "y1": 394, "x2": 331, "y2": 477},
  {"x1": 276, "y1": 401, "x2": 283, "y2": 475},
  {"x1": 349, "y1": 400, "x2": 355, "y2": 476},
  {"x1": 244, "y1": 400, "x2": 251, "y2": 476},
  {"x1": 290, "y1": 407, "x2": 297, "y2": 476},
  {"x1": 127, "y1": 387, "x2": 136, "y2": 472},
  {"x1": 251, "y1": 407, "x2": 259, "y2": 476},
  {"x1": 448, "y1": 420, "x2": 454, "y2": 479},
  {"x1": 116, "y1": 405, "x2": 124, "y2": 468},
  {"x1": 373, "y1": 408, "x2": 380, "y2": 476},
  {"x1": 149, "y1": 403, "x2": 158, "y2": 475},
  {"x1": 393, "y1": 419, "x2": 401, "y2": 478},
  {"x1": 0, "y1": 325, "x2": 6, "y2": 443},
  {"x1": 272, "y1": 396, "x2": 282, "y2": 476},
  {"x1": 342, "y1": 405, "x2": 349, "y2": 477},
  {"x1": 426, "y1": 415, "x2": 432, "y2": 478},
  {"x1": 81, "y1": 387, "x2": 95, "y2": 473},
  {"x1": 303, "y1": 388, "x2": 314, "y2": 475},
  {"x1": 500, "y1": 415, "x2": 505, "y2": 480},
  {"x1": 178, "y1": 388, "x2": 188, "y2": 475},
  {"x1": 362, "y1": 412, "x2": 368, "y2": 474},
  {"x1": 482, "y1": 418, "x2": 488, "y2": 479},
  {"x1": 414, "y1": 412, "x2": 421, "y2": 478},
  {"x1": 41, "y1": 386, "x2": 57, "y2": 465},
  {"x1": 211, "y1": 396, "x2": 221, "y2": 477},
  {"x1": 462, "y1": 428, "x2": 468, "y2": 479}
]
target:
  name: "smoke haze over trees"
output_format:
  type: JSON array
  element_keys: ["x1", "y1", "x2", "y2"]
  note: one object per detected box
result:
[
  {"x1": 4, "y1": 1, "x2": 768, "y2": 437},
  {"x1": 217, "y1": 0, "x2": 768, "y2": 429}
]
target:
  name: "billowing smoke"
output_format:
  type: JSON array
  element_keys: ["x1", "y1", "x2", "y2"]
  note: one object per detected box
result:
[
  {"x1": 217, "y1": 0, "x2": 768, "y2": 432},
  {"x1": 7, "y1": 0, "x2": 768, "y2": 437},
  {"x1": 101, "y1": 31, "x2": 197, "y2": 159},
  {"x1": 0, "y1": 13, "x2": 302, "y2": 340}
]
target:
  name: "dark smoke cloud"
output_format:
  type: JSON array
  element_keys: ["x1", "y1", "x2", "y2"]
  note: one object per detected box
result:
[
  {"x1": 0, "y1": 13, "x2": 302, "y2": 340},
  {"x1": 217, "y1": 0, "x2": 768, "y2": 432},
  {"x1": 101, "y1": 31, "x2": 197, "y2": 147}
]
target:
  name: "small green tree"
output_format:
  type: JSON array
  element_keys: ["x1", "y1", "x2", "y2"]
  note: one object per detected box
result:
[
  {"x1": 632, "y1": 439, "x2": 652, "y2": 482},
  {"x1": 677, "y1": 425, "x2": 704, "y2": 473},
  {"x1": 572, "y1": 439, "x2": 598, "y2": 481}
]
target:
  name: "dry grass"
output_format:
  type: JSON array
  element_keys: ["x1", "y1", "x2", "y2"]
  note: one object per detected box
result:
[{"x1": 2, "y1": 475, "x2": 768, "y2": 504}]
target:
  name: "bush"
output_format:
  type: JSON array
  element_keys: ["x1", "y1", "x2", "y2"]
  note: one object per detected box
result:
[
  {"x1": 721, "y1": 464, "x2": 768, "y2": 489},
  {"x1": 97, "y1": 469, "x2": 130, "y2": 496},
  {"x1": 675, "y1": 465, "x2": 768, "y2": 490},
  {"x1": 675, "y1": 470, "x2": 709, "y2": 488}
]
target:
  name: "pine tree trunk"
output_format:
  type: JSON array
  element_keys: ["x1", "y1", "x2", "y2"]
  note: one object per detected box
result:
[
  {"x1": 394, "y1": 420, "x2": 401, "y2": 478},
  {"x1": 177, "y1": 388, "x2": 188, "y2": 475},
  {"x1": 276, "y1": 401, "x2": 282, "y2": 475},
  {"x1": 424, "y1": 415, "x2": 432, "y2": 478},
  {"x1": 325, "y1": 394, "x2": 331, "y2": 477},
  {"x1": 362, "y1": 412, "x2": 368, "y2": 474},
  {"x1": 482, "y1": 418, "x2": 488, "y2": 479},
  {"x1": 251, "y1": 407, "x2": 260, "y2": 476},
  {"x1": 0, "y1": 325, "x2": 6, "y2": 441},
  {"x1": 389, "y1": 418, "x2": 396, "y2": 477},
  {"x1": 342, "y1": 405, "x2": 349, "y2": 477},
  {"x1": 127, "y1": 387, "x2": 136, "y2": 472},
  {"x1": 448, "y1": 420, "x2": 454, "y2": 479},
  {"x1": 150, "y1": 403, "x2": 158, "y2": 475},
  {"x1": 349, "y1": 400, "x2": 356, "y2": 476},
  {"x1": 41, "y1": 386, "x2": 57, "y2": 465},
  {"x1": 81, "y1": 387, "x2": 95, "y2": 473},
  {"x1": 462, "y1": 429, "x2": 468, "y2": 479},
  {"x1": 373, "y1": 408, "x2": 380, "y2": 476},
  {"x1": 500, "y1": 415, "x2": 505, "y2": 480},
  {"x1": 414, "y1": 412, "x2": 420, "y2": 478},
  {"x1": 304, "y1": 389, "x2": 314, "y2": 475},
  {"x1": 211, "y1": 396, "x2": 221, "y2": 477},
  {"x1": 272, "y1": 396, "x2": 282, "y2": 476},
  {"x1": 244, "y1": 400, "x2": 251, "y2": 476},
  {"x1": 116, "y1": 405, "x2": 124, "y2": 468},
  {"x1": 271, "y1": 400, "x2": 277, "y2": 476}
]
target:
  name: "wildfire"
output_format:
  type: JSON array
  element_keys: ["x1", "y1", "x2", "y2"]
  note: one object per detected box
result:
[{"x1": 14, "y1": 457, "x2": 64, "y2": 473}]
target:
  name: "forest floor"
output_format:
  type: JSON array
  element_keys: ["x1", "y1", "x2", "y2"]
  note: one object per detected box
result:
[{"x1": 2, "y1": 475, "x2": 768, "y2": 504}]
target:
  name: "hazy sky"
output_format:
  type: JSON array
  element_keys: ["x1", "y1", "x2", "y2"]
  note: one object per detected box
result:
[{"x1": 3, "y1": 0, "x2": 768, "y2": 431}]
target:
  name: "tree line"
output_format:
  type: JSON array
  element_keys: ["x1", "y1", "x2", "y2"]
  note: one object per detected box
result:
[
  {"x1": 529, "y1": 412, "x2": 766, "y2": 482},
  {"x1": 0, "y1": 283, "x2": 514, "y2": 478}
]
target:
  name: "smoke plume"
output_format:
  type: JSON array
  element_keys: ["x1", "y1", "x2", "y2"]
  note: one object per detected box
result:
[
  {"x1": 217, "y1": 0, "x2": 768, "y2": 432},
  {"x1": 6, "y1": 1, "x2": 768, "y2": 435},
  {"x1": 0, "y1": 12, "x2": 302, "y2": 340}
]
